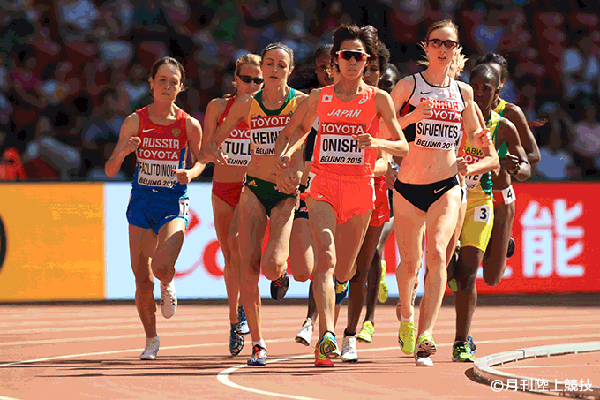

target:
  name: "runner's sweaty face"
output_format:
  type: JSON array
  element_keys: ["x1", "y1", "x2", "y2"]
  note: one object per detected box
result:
[
  {"x1": 150, "y1": 64, "x2": 183, "y2": 103},
  {"x1": 470, "y1": 73, "x2": 498, "y2": 117},
  {"x1": 261, "y1": 48, "x2": 292, "y2": 86}
]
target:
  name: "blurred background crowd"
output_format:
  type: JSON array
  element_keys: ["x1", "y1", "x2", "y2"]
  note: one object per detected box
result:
[{"x1": 0, "y1": 0, "x2": 598, "y2": 182}]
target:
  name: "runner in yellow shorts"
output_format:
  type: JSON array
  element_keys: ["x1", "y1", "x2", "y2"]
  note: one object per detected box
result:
[{"x1": 451, "y1": 63, "x2": 531, "y2": 363}]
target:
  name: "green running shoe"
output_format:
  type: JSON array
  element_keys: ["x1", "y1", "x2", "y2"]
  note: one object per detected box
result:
[
  {"x1": 452, "y1": 341, "x2": 476, "y2": 362},
  {"x1": 378, "y1": 260, "x2": 388, "y2": 304},
  {"x1": 356, "y1": 320, "x2": 374, "y2": 343},
  {"x1": 398, "y1": 320, "x2": 416, "y2": 355}
]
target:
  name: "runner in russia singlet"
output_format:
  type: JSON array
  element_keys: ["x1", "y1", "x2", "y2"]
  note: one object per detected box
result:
[
  {"x1": 401, "y1": 72, "x2": 465, "y2": 151},
  {"x1": 132, "y1": 106, "x2": 189, "y2": 194},
  {"x1": 219, "y1": 97, "x2": 252, "y2": 167},
  {"x1": 312, "y1": 85, "x2": 378, "y2": 177}
]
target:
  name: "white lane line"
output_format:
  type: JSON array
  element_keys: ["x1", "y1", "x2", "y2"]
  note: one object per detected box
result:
[
  {"x1": 3, "y1": 322, "x2": 598, "y2": 347},
  {"x1": 0, "y1": 338, "x2": 293, "y2": 368},
  {"x1": 217, "y1": 356, "x2": 319, "y2": 400}
]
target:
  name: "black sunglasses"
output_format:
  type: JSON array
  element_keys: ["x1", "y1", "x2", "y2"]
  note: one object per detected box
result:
[
  {"x1": 236, "y1": 73, "x2": 264, "y2": 85},
  {"x1": 427, "y1": 39, "x2": 459, "y2": 49},
  {"x1": 336, "y1": 50, "x2": 370, "y2": 62}
]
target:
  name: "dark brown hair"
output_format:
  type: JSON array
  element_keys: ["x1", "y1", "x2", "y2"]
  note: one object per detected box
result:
[
  {"x1": 261, "y1": 42, "x2": 295, "y2": 67},
  {"x1": 331, "y1": 25, "x2": 379, "y2": 72},
  {"x1": 149, "y1": 56, "x2": 186, "y2": 87}
]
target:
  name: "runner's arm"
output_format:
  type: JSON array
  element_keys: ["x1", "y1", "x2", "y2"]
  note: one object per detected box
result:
[{"x1": 105, "y1": 113, "x2": 140, "y2": 177}]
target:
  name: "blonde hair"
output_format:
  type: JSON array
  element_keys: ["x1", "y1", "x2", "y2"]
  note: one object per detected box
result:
[
  {"x1": 425, "y1": 19, "x2": 459, "y2": 42},
  {"x1": 231, "y1": 53, "x2": 262, "y2": 95},
  {"x1": 236, "y1": 53, "x2": 261, "y2": 74},
  {"x1": 453, "y1": 49, "x2": 468, "y2": 73}
]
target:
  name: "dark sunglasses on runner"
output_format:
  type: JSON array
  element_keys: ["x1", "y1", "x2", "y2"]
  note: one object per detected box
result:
[
  {"x1": 427, "y1": 39, "x2": 459, "y2": 49},
  {"x1": 336, "y1": 50, "x2": 370, "y2": 62},
  {"x1": 236, "y1": 73, "x2": 264, "y2": 85}
]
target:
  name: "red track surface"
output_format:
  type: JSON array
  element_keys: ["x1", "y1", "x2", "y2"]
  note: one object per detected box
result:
[{"x1": 1, "y1": 303, "x2": 598, "y2": 400}]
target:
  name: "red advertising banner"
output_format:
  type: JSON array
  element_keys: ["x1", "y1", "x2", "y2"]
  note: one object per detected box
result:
[
  {"x1": 476, "y1": 182, "x2": 600, "y2": 294},
  {"x1": 381, "y1": 182, "x2": 600, "y2": 294}
]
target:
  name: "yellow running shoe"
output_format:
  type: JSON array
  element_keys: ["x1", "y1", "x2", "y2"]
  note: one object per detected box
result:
[
  {"x1": 378, "y1": 260, "x2": 388, "y2": 304},
  {"x1": 398, "y1": 320, "x2": 415, "y2": 355},
  {"x1": 356, "y1": 320, "x2": 374, "y2": 343}
]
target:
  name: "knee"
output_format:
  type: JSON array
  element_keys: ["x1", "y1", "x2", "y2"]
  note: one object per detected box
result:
[
  {"x1": 428, "y1": 246, "x2": 447, "y2": 267},
  {"x1": 483, "y1": 270, "x2": 502, "y2": 287},
  {"x1": 456, "y1": 262, "x2": 478, "y2": 291},
  {"x1": 317, "y1": 248, "x2": 336, "y2": 271},
  {"x1": 350, "y1": 267, "x2": 367, "y2": 284},
  {"x1": 227, "y1": 234, "x2": 238, "y2": 257},
  {"x1": 134, "y1": 275, "x2": 154, "y2": 294},
  {"x1": 398, "y1": 259, "x2": 421, "y2": 276},
  {"x1": 292, "y1": 269, "x2": 311, "y2": 283}
]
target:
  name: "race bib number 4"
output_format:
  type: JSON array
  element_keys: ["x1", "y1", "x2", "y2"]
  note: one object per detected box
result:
[{"x1": 318, "y1": 134, "x2": 364, "y2": 164}]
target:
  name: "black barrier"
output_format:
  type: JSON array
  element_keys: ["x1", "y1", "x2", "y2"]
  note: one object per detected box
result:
[{"x1": 0, "y1": 215, "x2": 5, "y2": 272}]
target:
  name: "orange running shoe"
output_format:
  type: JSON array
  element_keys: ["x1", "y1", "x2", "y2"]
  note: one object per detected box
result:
[{"x1": 314, "y1": 348, "x2": 334, "y2": 367}]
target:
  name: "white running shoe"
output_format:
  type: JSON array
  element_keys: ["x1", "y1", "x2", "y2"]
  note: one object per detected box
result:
[
  {"x1": 341, "y1": 335, "x2": 358, "y2": 362},
  {"x1": 415, "y1": 356, "x2": 433, "y2": 367},
  {"x1": 160, "y1": 280, "x2": 177, "y2": 319},
  {"x1": 140, "y1": 336, "x2": 160, "y2": 360},
  {"x1": 295, "y1": 318, "x2": 313, "y2": 346}
]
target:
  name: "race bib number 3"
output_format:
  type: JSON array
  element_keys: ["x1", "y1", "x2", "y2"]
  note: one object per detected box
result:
[
  {"x1": 318, "y1": 134, "x2": 364, "y2": 164},
  {"x1": 474, "y1": 205, "x2": 492, "y2": 224}
]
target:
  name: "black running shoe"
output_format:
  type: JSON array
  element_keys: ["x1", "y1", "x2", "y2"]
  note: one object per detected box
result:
[
  {"x1": 506, "y1": 237, "x2": 515, "y2": 258},
  {"x1": 270, "y1": 269, "x2": 289, "y2": 300}
]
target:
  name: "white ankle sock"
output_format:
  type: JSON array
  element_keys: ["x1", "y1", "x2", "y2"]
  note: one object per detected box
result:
[
  {"x1": 253, "y1": 339, "x2": 266, "y2": 349},
  {"x1": 400, "y1": 314, "x2": 414, "y2": 322}
]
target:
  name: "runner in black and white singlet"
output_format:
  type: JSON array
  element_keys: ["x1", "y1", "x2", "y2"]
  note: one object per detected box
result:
[
  {"x1": 105, "y1": 57, "x2": 203, "y2": 361},
  {"x1": 388, "y1": 19, "x2": 495, "y2": 367}
]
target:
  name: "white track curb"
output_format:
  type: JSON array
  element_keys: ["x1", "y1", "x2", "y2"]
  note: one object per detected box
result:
[{"x1": 474, "y1": 341, "x2": 600, "y2": 398}]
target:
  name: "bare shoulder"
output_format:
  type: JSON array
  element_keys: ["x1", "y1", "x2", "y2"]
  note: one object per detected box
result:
[
  {"x1": 185, "y1": 114, "x2": 202, "y2": 130},
  {"x1": 121, "y1": 112, "x2": 140, "y2": 136},
  {"x1": 307, "y1": 87, "x2": 324, "y2": 103},
  {"x1": 295, "y1": 90, "x2": 309, "y2": 100},
  {"x1": 374, "y1": 87, "x2": 392, "y2": 99},
  {"x1": 456, "y1": 80, "x2": 473, "y2": 97},
  {"x1": 390, "y1": 76, "x2": 415, "y2": 100},
  {"x1": 498, "y1": 116, "x2": 518, "y2": 140},
  {"x1": 207, "y1": 96, "x2": 228, "y2": 112},
  {"x1": 503, "y1": 102, "x2": 526, "y2": 120},
  {"x1": 234, "y1": 93, "x2": 255, "y2": 105},
  {"x1": 499, "y1": 116, "x2": 517, "y2": 130}
]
